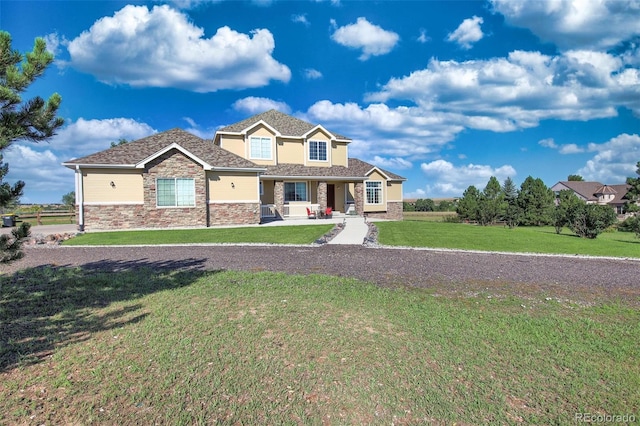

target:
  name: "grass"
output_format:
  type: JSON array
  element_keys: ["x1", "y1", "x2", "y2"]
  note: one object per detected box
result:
[
  {"x1": 402, "y1": 211, "x2": 458, "y2": 222},
  {"x1": 1, "y1": 266, "x2": 638, "y2": 424},
  {"x1": 62, "y1": 224, "x2": 335, "y2": 246},
  {"x1": 377, "y1": 220, "x2": 640, "y2": 258}
]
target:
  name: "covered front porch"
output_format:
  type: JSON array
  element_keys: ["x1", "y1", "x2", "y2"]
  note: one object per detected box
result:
[{"x1": 259, "y1": 179, "x2": 364, "y2": 219}]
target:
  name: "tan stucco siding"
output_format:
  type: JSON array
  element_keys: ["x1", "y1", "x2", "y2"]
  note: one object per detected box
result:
[
  {"x1": 247, "y1": 125, "x2": 276, "y2": 166},
  {"x1": 277, "y1": 138, "x2": 304, "y2": 164},
  {"x1": 208, "y1": 171, "x2": 259, "y2": 202},
  {"x1": 364, "y1": 170, "x2": 387, "y2": 213},
  {"x1": 331, "y1": 142, "x2": 348, "y2": 167},
  {"x1": 261, "y1": 180, "x2": 275, "y2": 204},
  {"x1": 218, "y1": 135, "x2": 245, "y2": 159},
  {"x1": 387, "y1": 181, "x2": 403, "y2": 201},
  {"x1": 82, "y1": 169, "x2": 143, "y2": 203},
  {"x1": 306, "y1": 129, "x2": 331, "y2": 168}
]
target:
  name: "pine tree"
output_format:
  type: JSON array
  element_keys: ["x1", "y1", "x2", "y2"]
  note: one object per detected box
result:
[
  {"x1": 1, "y1": 31, "x2": 63, "y2": 262},
  {"x1": 478, "y1": 176, "x2": 505, "y2": 225},
  {"x1": 517, "y1": 176, "x2": 555, "y2": 226},
  {"x1": 502, "y1": 177, "x2": 520, "y2": 228},
  {"x1": 456, "y1": 185, "x2": 481, "y2": 222}
]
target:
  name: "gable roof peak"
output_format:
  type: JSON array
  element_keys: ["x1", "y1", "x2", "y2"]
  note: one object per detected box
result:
[{"x1": 218, "y1": 109, "x2": 350, "y2": 140}]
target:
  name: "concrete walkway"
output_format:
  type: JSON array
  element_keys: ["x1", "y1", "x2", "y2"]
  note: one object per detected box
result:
[{"x1": 327, "y1": 216, "x2": 369, "y2": 245}]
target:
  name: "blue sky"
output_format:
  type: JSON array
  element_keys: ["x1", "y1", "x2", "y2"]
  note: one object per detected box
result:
[{"x1": 2, "y1": 0, "x2": 639, "y2": 204}]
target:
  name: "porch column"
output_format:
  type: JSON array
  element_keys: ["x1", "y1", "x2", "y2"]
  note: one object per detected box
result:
[
  {"x1": 274, "y1": 181, "x2": 284, "y2": 218},
  {"x1": 354, "y1": 182, "x2": 364, "y2": 216},
  {"x1": 317, "y1": 181, "x2": 327, "y2": 211}
]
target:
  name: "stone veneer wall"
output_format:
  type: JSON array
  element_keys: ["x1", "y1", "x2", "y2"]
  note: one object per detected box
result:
[
  {"x1": 274, "y1": 181, "x2": 284, "y2": 219},
  {"x1": 317, "y1": 181, "x2": 327, "y2": 211},
  {"x1": 354, "y1": 182, "x2": 364, "y2": 216},
  {"x1": 209, "y1": 203, "x2": 260, "y2": 226},
  {"x1": 82, "y1": 204, "x2": 146, "y2": 231},
  {"x1": 142, "y1": 150, "x2": 208, "y2": 228},
  {"x1": 363, "y1": 201, "x2": 404, "y2": 221}
]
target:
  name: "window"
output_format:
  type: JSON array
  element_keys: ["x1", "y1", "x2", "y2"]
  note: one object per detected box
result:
[
  {"x1": 250, "y1": 136, "x2": 272, "y2": 160},
  {"x1": 366, "y1": 181, "x2": 383, "y2": 205},
  {"x1": 157, "y1": 178, "x2": 195, "y2": 207},
  {"x1": 309, "y1": 140, "x2": 327, "y2": 161},
  {"x1": 284, "y1": 182, "x2": 308, "y2": 202}
]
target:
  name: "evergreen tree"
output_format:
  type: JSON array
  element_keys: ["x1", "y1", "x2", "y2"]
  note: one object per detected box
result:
[
  {"x1": 502, "y1": 177, "x2": 520, "y2": 229},
  {"x1": 517, "y1": 176, "x2": 555, "y2": 226},
  {"x1": 456, "y1": 185, "x2": 480, "y2": 222},
  {"x1": 1, "y1": 31, "x2": 63, "y2": 262},
  {"x1": 477, "y1": 176, "x2": 504, "y2": 225},
  {"x1": 626, "y1": 161, "x2": 640, "y2": 207}
]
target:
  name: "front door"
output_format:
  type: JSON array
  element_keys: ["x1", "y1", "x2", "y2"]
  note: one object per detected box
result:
[{"x1": 327, "y1": 184, "x2": 335, "y2": 210}]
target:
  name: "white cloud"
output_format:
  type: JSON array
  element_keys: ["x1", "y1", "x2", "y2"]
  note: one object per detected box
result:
[
  {"x1": 419, "y1": 160, "x2": 516, "y2": 197},
  {"x1": 304, "y1": 100, "x2": 465, "y2": 158},
  {"x1": 65, "y1": 5, "x2": 291, "y2": 92},
  {"x1": 366, "y1": 49, "x2": 640, "y2": 129},
  {"x1": 292, "y1": 14, "x2": 310, "y2": 26},
  {"x1": 578, "y1": 133, "x2": 640, "y2": 182},
  {"x1": 447, "y1": 16, "x2": 484, "y2": 49},
  {"x1": 53, "y1": 118, "x2": 157, "y2": 156},
  {"x1": 370, "y1": 156, "x2": 412, "y2": 170},
  {"x1": 559, "y1": 143, "x2": 584, "y2": 154},
  {"x1": 539, "y1": 138, "x2": 584, "y2": 154},
  {"x1": 232, "y1": 97, "x2": 292, "y2": 114},
  {"x1": 491, "y1": 0, "x2": 640, "y2": 51},
  {"x1": 303, "y1": 68, "x2": 323, "y2": 80},
  {"x1": 4, "y1": 145, "x2": 74, "y2": 202},
  {"x1": 330, "y1": 17, "x2": 400, "y2": 60},
  {"x1": 538, "y1": 138, "x2": 558, "y2": 149},
  {"x1": 417, "y1": 28, "x2": 430, "y2": 44}
]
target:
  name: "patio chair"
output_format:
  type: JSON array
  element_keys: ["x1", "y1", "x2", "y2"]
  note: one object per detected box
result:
[
  {"x1": 324, "y1": 207, "x2": 333, "y2": 218},
  {"x1": 306, "y1": 207, "x2": 317, "y2": 219}
]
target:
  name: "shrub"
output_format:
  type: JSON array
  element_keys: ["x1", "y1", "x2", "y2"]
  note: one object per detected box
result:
[{"x1": 568, "y1": 204, "x2": 618, "y2": 239}]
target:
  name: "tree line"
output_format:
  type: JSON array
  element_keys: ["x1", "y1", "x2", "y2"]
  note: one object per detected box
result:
[{"x1": 453, "y1": 169, "x2": 640, "y2": 239}]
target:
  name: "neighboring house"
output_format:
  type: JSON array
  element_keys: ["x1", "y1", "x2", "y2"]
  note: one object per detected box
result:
[
  {"x1": 63, "y1": 110, "x2": 405, "y2": 231},
  {"x1": 551, "y1": 181, "x2": 631, "y2": 214}
]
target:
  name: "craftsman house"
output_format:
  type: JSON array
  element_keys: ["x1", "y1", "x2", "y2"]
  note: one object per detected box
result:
[
  {"x1": 64, "y1": 110, "x2": 405, "y2": 231},
  {"x1": 550, "y1": 181, "x2": 632, "y2": 214}
]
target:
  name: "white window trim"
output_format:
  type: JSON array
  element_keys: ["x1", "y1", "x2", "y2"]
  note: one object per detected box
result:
[
  {"x1": 249, "y1": 136, "x2": 273, "y2": 160},
  {"x1": 156, "y1": 177, "x2": 196, "y2": 208},
  {"x1": 308, "y1": 139, "x2": 328, "y2": 163},
  {"x1": 284, "y1": 181, "x2": 309, "y2": 203},
  {"x1": 365, "y1": 180, "x2": 384, "y2": 205}
]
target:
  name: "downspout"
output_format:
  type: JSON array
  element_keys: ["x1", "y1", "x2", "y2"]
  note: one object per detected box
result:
[{"x1": 75, "y1": 166, "x2": 85, "y2": 231}]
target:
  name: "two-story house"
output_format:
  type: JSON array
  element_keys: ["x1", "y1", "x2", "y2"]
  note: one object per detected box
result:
[
  {"x1": 63, "y1": 110, "x2": 405, "y2": 231},
  {"x1": 550, "y1": 181, "x2": 631, "y2": 214}
]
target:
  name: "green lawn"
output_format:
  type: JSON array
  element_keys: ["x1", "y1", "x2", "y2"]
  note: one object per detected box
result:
[
  {"x1": 377, "y1": 221, "x2": 640, "y2": 258},
  {"x1": 63, "y1": 224, "x2": 334, "y2": 246},
  {"x1": 1, "y1": 267, "x2": 638, "y2": 424}
]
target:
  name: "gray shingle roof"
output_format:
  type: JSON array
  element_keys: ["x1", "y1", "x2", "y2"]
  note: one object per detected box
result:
[
  {"x1": 218, "y1": 109, "x2": 350, "y2": 140},
  {"x1": 64, "y1": 128, "x2": 261, "y2": 170},
  {"x1": 348, "y1": 158, "x2": 406, "y2": 181},
  {"x1": 260, "y1": 159, "x2": 406, "y2": 181},
  {"x1": 557, "y1": 181, "x2": 629, "y2": 204}
]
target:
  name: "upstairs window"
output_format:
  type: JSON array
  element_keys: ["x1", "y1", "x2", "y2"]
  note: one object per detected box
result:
[
  {"x1": 366, "y1": 181, "x2": 383, "y2": 205},
  {"x1": 309, "y1": 140, "x2": 327, "y2": 161},
  {"x1": 284, "y1": 182, "x2": 308, "y2": 202},
  {"x1": 250, "y1": 136, "x2": 272, "y2": 160},
  {"x1": 157, "y1": 178, "x2": 195, "y2": 207}
]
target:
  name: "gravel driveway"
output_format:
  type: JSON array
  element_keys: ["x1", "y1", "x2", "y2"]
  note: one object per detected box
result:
[{"x1": 4, "y1": 244, "x2": 640, "y2": 305}]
